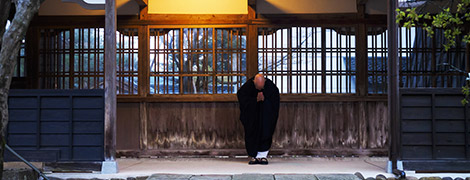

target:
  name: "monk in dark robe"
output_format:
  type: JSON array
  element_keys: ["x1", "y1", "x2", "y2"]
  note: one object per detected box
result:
[{"x1": 237, "y1": 73, "x2": 280, "y2": 165}]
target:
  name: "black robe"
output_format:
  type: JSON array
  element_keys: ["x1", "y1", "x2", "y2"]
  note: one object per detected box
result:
[{"x1": 237, "y1": 77, "x2": 280, "y2": 157}]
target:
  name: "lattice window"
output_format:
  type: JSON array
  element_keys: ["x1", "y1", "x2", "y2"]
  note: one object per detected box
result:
[
  {"x1": 149, "y1": 28, "x2": 180, "y2": 94},
  {"x1": 39, "y1": 28, "x2": 72, "y2": 89},
  {"x1": 367, "y1": 27, "x2": 388, "y2": 94},
  {"x1": 72, "y1": 28, "x2": 105, "y2": 89},
  {"x1": 258, "y1": 26, "x2": 355, "y2": 94},
  {"x1": 325, "y1": 27, "x2": 356, "y2": 93},
  {"x1": 39, "y1": 27, "x2": 138, "y2": 95},
  {"x1": 367, "y1": 26, "x2": 467, "y2": 92},
  {"x1": 149, "y1": 27, "x2": 246, "y2": 94},
  {"x1": 401, "y1": 27, "x2": 466, "y2": 88},
  {"x1": 117, "y1": 28, "x2": 139, "y2": 95},
  {"x1": 215, "y1": 28, "x2": 246, "y2": 94}
]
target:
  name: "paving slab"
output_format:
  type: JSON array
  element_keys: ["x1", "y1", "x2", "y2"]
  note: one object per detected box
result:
[
  {"x1": 275, "y1": 174, "x2": 318, "y2": 180},
  {"x1": 316, "y1": 174, "x2": 361, "y2": 180},
  {"x1": 147, "y1": 174, "x2": 192, "y2": 180},
  {"x1": 189, "y1": 175, "x2": 233, "y2": 180},
  {"x1": 232, "y1": 173, "x2": 274, "y2": 180}
]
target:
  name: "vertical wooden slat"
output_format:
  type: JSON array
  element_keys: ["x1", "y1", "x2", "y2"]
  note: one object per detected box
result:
[
  {"x1": 69, "y1": 95, "x2": 73, "y2": 160},
  {"x1": 212, "y1": 28, "x2": 216, "y2": 94},
  {"x1": 139, "y1": 102, "x2": 147, "y2": 150},
  {"x1": 431, "y1": 93, "x2": 436, "y2": 159},
  {"x1": 465, "y1": 102, "x2": 469, "y2": 159},
  {"x1": 179, "y1": 28, "x2": 183, "y2": 94},
  {"x1": 431, "y1": 30, "x2": 437, "y2": 88},
  {"x1": 321, "y1": 27, "x2": 326, "y2": 94}
]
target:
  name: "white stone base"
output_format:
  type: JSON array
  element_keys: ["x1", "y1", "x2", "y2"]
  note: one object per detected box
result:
[
  {"x1": 387, "y1": 160, "x2": 404, "y2": 173},
  {"x1": 101, "y1": 160, "x2": 118, "y2": 174}
]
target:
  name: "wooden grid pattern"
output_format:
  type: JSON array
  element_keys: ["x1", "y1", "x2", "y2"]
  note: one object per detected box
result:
[
  {"x1": 366, "y1": 26, "x2": 467, "y2": 94},
  {"x1": 149, "y1": 27, "x2": 246, "y2": 94},
  {"x1": 407, "y1": 27, "x2": 467, "y2": 88},
  {"x1": 117, "y1": 28, "x2": 139, "y2": 95},
  {"x1": 39, "y1": 28, "x2": 72, "y2": 89},
  {"x1": 33, "y1": 23, "x2": 468, "y2": 97},
  {"x1": 258, "y1": 26, "x2": 355, "y2": 94},
  {"x1": 72, "y1": 28, "x2": 105, "y2": 90},
  {"x1": 38, "y1": 27, "x2": 139, "y2": 95},
  {"x1": 367, "y1": 27, "x2": 387, "y2": 94}
]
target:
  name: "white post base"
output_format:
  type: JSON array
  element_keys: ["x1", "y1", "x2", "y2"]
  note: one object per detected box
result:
[
  {"x1": 387, "y1": 160, "x2": 404, "y2": 173},
  {"x1": 101, "y1": 160, "x2": 118, "y2": 174}
]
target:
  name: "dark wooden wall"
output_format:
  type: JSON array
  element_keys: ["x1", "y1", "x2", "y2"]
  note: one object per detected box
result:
[
  {"x1": 6, "y1": 89, "x2": 105, "y2": 162},
  {"x1": 400, "y1": 88, "x2": 470, "y2": 172},
  {"x1": 116, "y1": 101, "x2": 389, "y2": 157}
]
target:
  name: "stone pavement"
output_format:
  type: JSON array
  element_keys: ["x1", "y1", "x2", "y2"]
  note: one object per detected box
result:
[
  {"x1": 143, "y1": 173, "x2": 360, "y2": 180},
  {"x1": 46, "y1": 173, "x2": 470, "y2": 180},
  {"x1": 12, "y1": 157, "x2": 470, "y2": 180}
]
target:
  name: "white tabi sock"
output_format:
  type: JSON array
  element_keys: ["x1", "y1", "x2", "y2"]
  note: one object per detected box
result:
[{"x1": 256, "y1": 150, "x2": 269, "y2": 158}]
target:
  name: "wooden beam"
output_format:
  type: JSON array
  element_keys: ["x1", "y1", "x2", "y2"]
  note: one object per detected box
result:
[
  {"x1": 134, "y1": 0, "x2": 148, "y2": 8},
  {"x1": 248, "y1": 0, "x2": 256, "y2": 19},
  {"x1": 387, "y1": 0, "x2": 400, "y2": 170},
  {"x1": 116, "y1": 94, "x2": 387, "y2": 103},
  {"x1": 29, "y1": 14, "x2": 387, "y2": 27},
  {"x1": 141, "y1": 14, "x2": 249, "y2": 25},
  {"x1": 104, "y1": 0, "x2": 117, "y2": 163},
  {"x1": 137, "y1": 0, "x2": 148, "y2": 20}
]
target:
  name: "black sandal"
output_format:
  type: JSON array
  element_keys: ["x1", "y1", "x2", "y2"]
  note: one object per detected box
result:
[
  {"x1": 259, "y1": 157, "x2": 268, "y2": 165},
  {"x1": 248, "y1": 157, "x2": 259, "y2": 165}
]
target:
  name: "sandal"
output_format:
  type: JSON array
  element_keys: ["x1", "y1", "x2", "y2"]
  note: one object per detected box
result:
[
  {"x1": 259, "y1": 157, "x2": 268, "y2": 165},
  {"x1": 248, "y1": 157, "x2": 260, "y2": 165}
]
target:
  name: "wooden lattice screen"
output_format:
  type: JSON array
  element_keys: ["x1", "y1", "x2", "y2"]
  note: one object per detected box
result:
[
  {"x1": 258, "y1": 26, "x2": 356, "y2": 94},
  {"x1": 149, "y1": 27, "x2": 246, "y2": 94}
]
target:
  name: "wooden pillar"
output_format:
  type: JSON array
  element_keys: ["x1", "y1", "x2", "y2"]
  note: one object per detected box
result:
[
  {"x1": 138, "y1": 25, "x2": 149, "y2": 150},
  {"x1": 103, "y1": 0, "x2": 118, "y2": 173},
  {"x1": 246, "y1": 0, "x2": 258, "y2": 78},
  {"x1": 387, "y1": 0, "x2": 401, "y2": 171},
  {"x1": 356, "y1": 3, "x2": 368, "y2": 96},
  {"x1": 26, "y1": 26, "x2": 40, "y2": 89}
]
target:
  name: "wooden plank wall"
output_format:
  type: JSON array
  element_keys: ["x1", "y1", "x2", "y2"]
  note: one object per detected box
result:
[
  {"x1": 116, "y1": 101, "x2": 388, "y2": 157},
  {"x1": 400, "y1": 88, "x2": 470, "y2": 172},
  {"x1": 6, "y1": 89, "x2": 105, "y2": 162}
]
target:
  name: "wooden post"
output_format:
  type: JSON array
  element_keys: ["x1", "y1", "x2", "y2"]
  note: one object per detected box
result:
[
  {"x1": 102, "y1": 0, "x2": 118, "y2": 174},
  {"x1": 246, "y1": 0, "x2": 258, "y2": 78},
  {"x1": 387, "y1": 0, "x2": 401, "y2": 172},
  {"x1": 356, "y1": 3, "x2": 368, "y2": 96},
  {"x1": 138, "y1": 26, "x2": 149, "y2": 150}
]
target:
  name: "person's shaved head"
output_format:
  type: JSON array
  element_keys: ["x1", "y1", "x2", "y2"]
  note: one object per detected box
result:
[{"x1": 254, "y1": 73, "x2": 266, "y2": 90}]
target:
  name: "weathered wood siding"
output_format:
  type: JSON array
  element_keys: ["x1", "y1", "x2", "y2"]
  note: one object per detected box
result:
[{"x1": 116, "y1": 101, "x2": 388, "y2": 157}]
